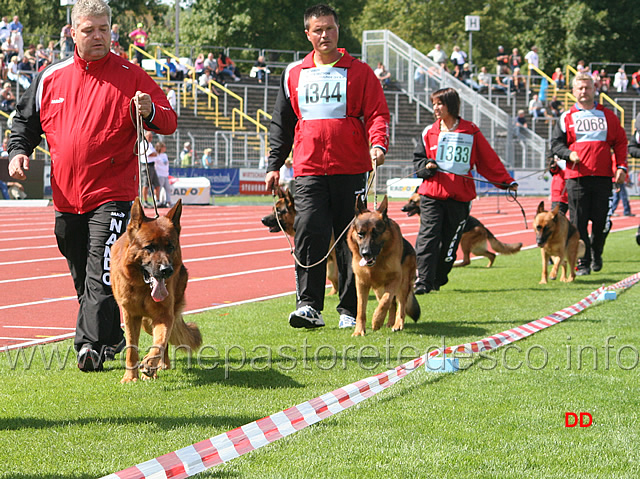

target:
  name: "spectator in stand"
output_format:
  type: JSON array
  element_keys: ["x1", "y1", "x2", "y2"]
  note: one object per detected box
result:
[
  {"x1": 1, "y1": 35, "x2": 18, "y2": 62},
  {"x1": 524, "y1": 46, "x2": 539, "y2": 71},
  {"x1": 506, "y1": 66, "x2": 524, "y2": 93},
  {"x1": 549, "y1": 94, "x2": 564, "y2": 117},
  {"x1": 8, "y1": 56, "x2": 29, "y2": 90},
  {"x1": 154, "y1": 141, "x2": 172, "y2": 208},
  {"x1": 631, "y1": 68, "x2": 640, "y2": 94},
  {"x1": 160, "y1": 58, "x2": 178, "y2": 81},
  {"x1": 139, "y1": 130, "x2": 159, "y2": 207},
  {"x1": 599, "y1": 69, "x2": 610, "y2": 93},
  {"x1": 60, "y1": 23, "x2": 74, "y2": 59},
  {"x1": 576, "y1": 60, "x2": 586, "y2": 73},
  {"x1": 129, "y1": 22, "x2": 148, "y2": 64},
  {"x1": 180, "y1": 141, "x2": 193, "y2": 167},
  {"x1": 110, "y1": 24, "x2": 119, "y2": 52},
  {"x1": 476, "y1": 66, "x2": 493, "y2": 92},
  {"x1": 174, "y1": 58, "x2": 189, "y2": 80},
  {"x1": 198, "y1": 67, "x2": 213, "y2": 88},
  {"x1": 194, "y1": 53, "x2": 205, "y2": 77},
  {"x1": 45, "y1": 40, "x2": 57, "y2": 63},
  {"x1": 38, "y1": 58, "x2": 50, "y2": 72},
  {"x1": 414, "y1": 64, "x2": 427, "y2": 88},
  {"x1": 450, "y1": 45, "x2": 467, "y2": 78},
  {"x1": 374, "y1": 62, "x2": 391, "y2": 88},
  {"x1": 252, "y1": 55, "x2": 269, "y2": 83},
  {"x1": 552, "y1": 67, "x2": 565, "y2": 88},
  {"x1": 8, "y1": 15, "x2": 23, "y2": 59},
  {"x1": 460, "y1": 63, "x2": 481, "y2": 91},
  {"x1": 35, "y1": 44, "x2": 48, "y2": 70},
  {"x1": 508, "y1": 47, "x2": 522, "y2": 72},
  {"x1": 203, "y1": 52, "x2": 217, "y2": 73},
  {"x1": 164, "y1": 84, "x2": 176, "y2": 110},
  {"x1": 201, "y1": 148, "x2": 213, "y2": 168},
  {"x1": 548, "y1": 156, "x2": 568, "y2": 215},
  {"x1": 17, "y1": 56, "x2": 34, "y2": 86},
  {"x1": 216, "y1": 52, "x2": 241, "y2": 82},
  {"x1": 496, "y1": 45, "x2": 509, "y2": 76},
  {"x1": 515, "y1": 109, "x2": 528, "y2": 132},
  {"x1": 0, "y1": 53, "x2": 6, "y2": 80},
  {"x1": 0, "y1": 17, "x2": 8, "y2": 43},
  {"x1": 0, "y1": 81, "x2": 15, "y2": 112},
  {"x1": 613, "y1": 67, "x2": 628, "y2": 93},
  {"x1": 551, "y1": 73, "x2": 628, "y2": 275},
  {"x1": 23, "y1": 44, "x2": 37, "y2": 69},
  {"x1": 427, "y1": 44, "x2": 447, "y2": 65},
  {"x1": 528, "y1": 93, "x2": 551, "y2": 119}
]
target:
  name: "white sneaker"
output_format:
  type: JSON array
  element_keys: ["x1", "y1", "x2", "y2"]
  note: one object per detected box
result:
[
  {"x1": 289, "y1": 305, "x2": 325, "y2": 329},
  {"x1": 338, "y1": 314, "x2": 356, "y2": 328}
]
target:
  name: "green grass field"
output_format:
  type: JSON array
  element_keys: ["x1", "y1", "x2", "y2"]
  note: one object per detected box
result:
[{"x1": 1, "y1": 229, "x2": 639, "y2": 478}]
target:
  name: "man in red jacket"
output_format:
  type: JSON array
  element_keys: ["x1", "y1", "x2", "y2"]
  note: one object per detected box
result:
[
  {"x1": 7, "y1": 0, "x2": 177, "y2": 372},
  {"x1": 265, "y1": 4, "x2": 389, "y2": 329},
  {"x1": 551, "y1": 73, "x2": 627, "y2": 275}
]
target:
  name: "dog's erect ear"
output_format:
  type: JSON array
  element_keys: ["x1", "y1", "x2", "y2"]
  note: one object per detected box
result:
[
  {"x1": 355, "y1": 194, "x2": 368, "y2": 215},
  {"x1": 276, "y1": 186, "x2": 285, "y2": 199},
  {"x1": 165, "y1": 198, "x2": 183, "y2": 233},
  {"x1": 536, "y1": 201, "x2": 546, "y2": 215},
  {"x1": 377, "y1": 195, "x2": 389, "y2": 218},
  {"x1": 551, "y1": 204, "x2": 560, "y2": 218},
  {"x1": 129, "y1": 197, "x2": 145, "y2": 233},
  {"x1": 284, "y1": 188, "x2": 295, "y2": 212}
]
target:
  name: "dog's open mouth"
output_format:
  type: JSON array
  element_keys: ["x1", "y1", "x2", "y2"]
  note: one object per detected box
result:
[
  {"x1": 359, "y1": 257, "x2": 376, "y2": 267},
  {"x1": 143, "y1": 270, "x2": 169, "y2": 302}
]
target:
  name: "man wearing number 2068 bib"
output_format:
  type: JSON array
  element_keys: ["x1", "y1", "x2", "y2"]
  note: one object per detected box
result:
[
  {"x1": 265, "y1": 4, "x2": 390, "y2": 329},
  {"x1": 551, "y1": 73, "x2": 628, "y2": 276},
  {"x1": 412, "y1": 88, "x2": 517, "y2": 295}
]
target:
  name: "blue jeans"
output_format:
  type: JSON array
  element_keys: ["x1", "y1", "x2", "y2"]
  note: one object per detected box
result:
[{"x1": 609, "y1": 184, "x2": 632, "y2": 216}]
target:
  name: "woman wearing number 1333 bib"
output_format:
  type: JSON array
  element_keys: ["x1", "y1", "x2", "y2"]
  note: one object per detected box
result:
[{"x1": 412, "y1": 88, "x2": 517, "y2": 294}]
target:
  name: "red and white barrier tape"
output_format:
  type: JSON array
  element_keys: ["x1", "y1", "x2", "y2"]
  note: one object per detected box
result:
[{"x1": 102, "y1": 272, "x2": 639, "y2": 479}]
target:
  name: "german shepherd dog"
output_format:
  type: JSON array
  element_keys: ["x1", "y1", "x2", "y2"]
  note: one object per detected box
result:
[
  {"x1": 261, "y1": 186, "x2": 339, "y2": 295},
  {"x1": 402, "y1": 191, "x2": 522, "y2": 267},
  {"x1": 533, "y1": 201, "x2": 585, "y2": 284},
  {"x1": 111, "y1": 198, "x2": 202, "y2": 383},
  {"x1": 347, "y1": 195, "x2": 420, "y2": 337}
]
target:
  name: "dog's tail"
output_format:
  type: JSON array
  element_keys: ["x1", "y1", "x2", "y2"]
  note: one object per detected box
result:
[
  {"x1": 407, "y1": 292, "x2": 421, "y2": 322},
  {"x1": 169, "y1": 316, "x2": 202, "y2": 352},
  {"x1": 486, "y1": 228, "x2": 523, "y2": 255},
  {"x1": 577, "y1": 239, "x2": 586, "y2": 259}
]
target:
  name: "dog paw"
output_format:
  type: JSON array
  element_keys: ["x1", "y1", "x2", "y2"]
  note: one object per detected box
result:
[
  {"x1": 351, "y1": 330, "x2": 365, "y2": 337},
  {"x1": 539, "y1": 279, "x2": 548, "y2": 285},
  {"x1": 120, "y1": 375, "x2": 138, "y2": 384}
]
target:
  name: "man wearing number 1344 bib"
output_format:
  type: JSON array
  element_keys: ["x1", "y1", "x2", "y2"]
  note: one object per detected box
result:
[
  {"x1": 413, "y1": 88, "x2": 517, "y2": 295},
  {"x1": 551, "y1": 72, "x2": 628, "y2": 276},
  {"x1": 265, "y1": 4, "x2": 390, "y2": 329}
]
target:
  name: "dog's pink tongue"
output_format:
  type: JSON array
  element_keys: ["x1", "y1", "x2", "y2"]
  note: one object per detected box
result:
[
  {"x1": 150, "y1": 277, "x2": 168, "y2": 302},
  {"x1": 359, "y1": 257, "x2": 368, "y2": 267}
]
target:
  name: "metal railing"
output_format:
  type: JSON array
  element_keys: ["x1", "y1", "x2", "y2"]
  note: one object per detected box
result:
[{"x1": 362, "y1": 30, "x2": 547, "y2": 170}]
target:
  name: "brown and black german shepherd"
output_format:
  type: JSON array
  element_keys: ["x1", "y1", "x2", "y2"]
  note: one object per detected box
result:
[
  {"x1": 261, "y1": 186, "x2": 339, "y2": 295},
  {"x1": 347, "y1": 195, "x2": 420, "y2": 337},
  {"x1": 533, "y1": 201, "x2": 585, "y2": 284},
  {"x1": 111, "y1": 198, "x2": 202, "y2": 383},
  {"x1": 402, "y1": 192, "x2": 522, "y2": 267}
]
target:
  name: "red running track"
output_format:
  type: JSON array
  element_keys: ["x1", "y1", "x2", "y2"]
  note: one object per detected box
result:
[{"x1": 1, "y1": 196, "x2": 638, "y2": 350}]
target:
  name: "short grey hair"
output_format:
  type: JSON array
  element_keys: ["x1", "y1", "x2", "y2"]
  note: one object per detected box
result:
[
  {"x1": 572, "y1": 72, "x2": 594, "y2": 88},
  {"x1": 72, "y1": 0, "x2": 112, "y2": 29}
]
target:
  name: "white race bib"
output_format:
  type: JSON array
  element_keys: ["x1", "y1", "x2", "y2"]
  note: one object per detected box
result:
[
  {"x1": 297, "y1": 67, "x2": 347, "y2": 120},
  {"x1": 435, "y1": 132, "x2": 474, "y2": 175},
  {"x1": 573, "y1": 109, "x2": 607, "y2": 142}
]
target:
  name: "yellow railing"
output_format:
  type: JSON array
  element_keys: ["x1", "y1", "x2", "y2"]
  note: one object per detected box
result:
[
  {"x1": 193, "y1": 83, "x2": 219, "y2": 127},
  {"x1": 566, "y1": 64, "x2": 578, "y2": 89},
  {"x1": 528, "y1": 65, "x2": 557, "y2": 96},
  {"x1": 211, "y1": 80, "x2": 244, "y2": 128},
  {"x1": 256, "y1": 109, "x2": 272, "y2": 133},
  {"x1": 129, "y1": 45, "x2": 171, "y2": 81},
  {"x1": 599, "y1": 92, "x2": 624, "y2": 127},
  {"x1": 232, "y1": 108, "x2": 269, "y2": 157}
]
